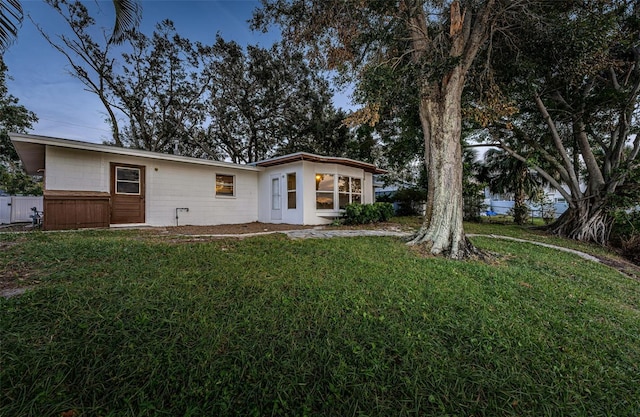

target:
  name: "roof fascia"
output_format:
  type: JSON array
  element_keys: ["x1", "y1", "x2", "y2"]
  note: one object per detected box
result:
[{"x1": 9, "y1": 133, "x2": 261, "y2": 172}]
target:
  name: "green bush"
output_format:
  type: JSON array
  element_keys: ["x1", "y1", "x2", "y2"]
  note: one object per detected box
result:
[
  {"x1": 611, "y1": 208, "x2": 640, "y2": 239},
  {"x1": 342, "y1": 202, "x2": 394, "y2": 224},
  {"x1": 393, "y1": 188, "x2": 426, "y2": 216},
  {"x1": 620, "y1": 234, "x2": 640, "y2": 265},
  {"x1": 463, "y1": 182, "x2": 486, "y2": 222},
  {"x1": 611, "y1": 209, "x2": 640, "y2": 265},
  {"x1": 374, "y1": 202, "x2": 394, "y2": 222}
]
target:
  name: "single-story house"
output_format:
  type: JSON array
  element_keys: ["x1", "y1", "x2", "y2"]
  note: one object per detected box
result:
[{"x1": 10, "y1": 133, "x2": 385, "y2": 230}]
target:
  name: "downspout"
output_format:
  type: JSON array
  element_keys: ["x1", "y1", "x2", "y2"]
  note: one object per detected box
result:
[{"x1": 175, "y1": 207, "x2": 189, "y2": 226}]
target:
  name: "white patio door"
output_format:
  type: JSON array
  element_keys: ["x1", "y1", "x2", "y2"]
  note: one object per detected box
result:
[{"x1": 271, "y1": 175, "x2": 282, "y2": 221}]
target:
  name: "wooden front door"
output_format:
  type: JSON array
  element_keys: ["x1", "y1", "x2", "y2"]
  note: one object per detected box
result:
[{"x1": 111, "y1": 163, "x2": 145, "y2": 224}]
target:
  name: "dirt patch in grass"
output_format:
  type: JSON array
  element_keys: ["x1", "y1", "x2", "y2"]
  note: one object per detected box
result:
[
  {"x1": 0, "y1": 223, "x2": 37, "y2": 233},
  {"x1": 0, "y1": 261, "x2": 39, "y2": 297},
  {"x1": 166, "y1": 222, "x2": 321, "y2": 235},
  {"x1": 163, "y1": 221, "x2": 416, "y2": 236},
  {"x1": 597, "y1": 256, "x2": 640, "y2": 281}
]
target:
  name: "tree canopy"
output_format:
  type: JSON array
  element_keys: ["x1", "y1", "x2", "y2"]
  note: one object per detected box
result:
[
  {"x1": 0, "y1": 57, "x2": 39, "y2": 194},
  {"x1": 37, "y1": 1, "x2": 366, "y2": 164},
  {"x1": 0, "y1": 0, "x2": 140, "y2": 53},
  {"x1": 482, "y1": 0, "x2": 640, "y2": 243},
  {"x1": 254, "y1": 0, "x2": 542, "y2": 258}
]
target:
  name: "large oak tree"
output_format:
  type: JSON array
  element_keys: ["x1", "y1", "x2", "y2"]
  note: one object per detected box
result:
[
  {"x1": 486, "y1": 0, "x2": 640, "y2": 244},
  {"x1": 254, "y1": 0, "x2": 537, "y2": 258}
]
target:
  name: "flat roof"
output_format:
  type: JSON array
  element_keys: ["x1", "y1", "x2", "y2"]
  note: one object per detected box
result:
[
  {"x1": 10, "y1": 133, "x2": 387, "y2": 176},
  {"x1": 252, "y1": 152, "x2": 387, "y2": 174},
  {"x1": 10, "y1": 133, "x2": 261, "y2": 175}
]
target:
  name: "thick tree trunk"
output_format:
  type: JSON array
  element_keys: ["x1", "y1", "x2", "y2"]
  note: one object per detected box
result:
[
  {"x1": 513, "y1": 191, "x2": 528, "y2": 226},
  {"x1": 548, "y1": 198, "x2": 612, "y2": 244},
  {"x1": 407, "y1": 68, "x2": 480, "y2": 259},
  {"x1": 513, "y1": 168, "x2": 529, "y2": 225},
  {"x1": 402, "y1": 0, "x2": 495, "y2": 259}
]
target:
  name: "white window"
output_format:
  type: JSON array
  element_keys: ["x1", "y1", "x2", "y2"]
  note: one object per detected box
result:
[
  {"x1": 317, "y1": 174, "x2": 363, "y2": 210},
  {"x1": 339, "y1": 176, "x2": 362, "y2": 209},
  {"x1": 315, "y1": 174, "x2": 334, "y2": 210},
  {"x1": 115, "y1": 166, "x2": 140, "y2": 195},
  {"x1": 215, "y1": 174, "x2": 235, "y2": 197}
]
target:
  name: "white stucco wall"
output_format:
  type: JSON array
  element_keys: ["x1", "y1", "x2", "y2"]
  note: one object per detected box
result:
[
  {"x1": 45, "y1": 146, "x2": 259, "y2": 226},
  {"x1": 257, "y1": 162, "x2": 305, "y2": 225},
  {"x1": 43, "y1": 145, "x2": 378, "y2": 227},
  {"x1": 256, "y1": 161, "x2": 375, "y2": 225},
  {"x1": 46, "y1": 147, "x2": 108, "y2": 192}
]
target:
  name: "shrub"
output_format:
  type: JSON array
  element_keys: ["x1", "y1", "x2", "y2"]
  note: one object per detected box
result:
[
  {"x1": 374, "y1": 202, "x2": 395, "y2": 222},
  {"x1": 611, "y1": 208, "x2": 640, "y2": 239},
  {"x1": 620, "y1": 234, "x2": 640, "y2": 265},
  {"x1": 610, "y1": 209, "x2": 640, "y2": 265},
  {"x1": 463, "y1": 181, "x2": 486, "y2": 222},
  {"x1": 342, "y1": 202, "x2": 394, "y2": 224},
  {"x1": 393, "y1": 188, "x2": 426, "y2": 216}
]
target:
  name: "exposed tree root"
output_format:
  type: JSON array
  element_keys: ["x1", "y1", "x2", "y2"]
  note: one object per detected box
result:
[
  {"x1": 547, "y1": 208, "x2": 612, "y2": 245},
  {"x1": 407, "y1": 228, "x2": 495, "y2": 261}
]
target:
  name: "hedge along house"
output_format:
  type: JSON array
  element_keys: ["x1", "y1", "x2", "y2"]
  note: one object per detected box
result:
[{"x1": 10, "y1": 133, "x2": 385, "y2": 230}]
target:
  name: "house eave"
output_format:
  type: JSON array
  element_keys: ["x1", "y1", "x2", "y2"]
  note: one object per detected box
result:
[
  {"x1": 253, "y1": 152, "x2": 387, "y2": 174},
  {"x1": 9, "y1": 133, "x2": 262, "y2": 173}
]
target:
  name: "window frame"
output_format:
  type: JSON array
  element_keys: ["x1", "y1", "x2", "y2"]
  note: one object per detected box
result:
[
  {"x1": 272, "y1": 177, "x2": 281, "y2": 210},
  {"x1": 315, "y1": 173, "x2": 335, "y2": 210},
  {"x1": 115, "y1": 166, "x2": 141, "y2": 195},
  {"x1": 287, "y1": 172, "x2": 297, "y2": 210},
  {"x1": 316, "y1": 174, "x2": 363, "y2": 211},
  {"x1": 215, "y1": 173, "x2": 236, "y2": 197}
]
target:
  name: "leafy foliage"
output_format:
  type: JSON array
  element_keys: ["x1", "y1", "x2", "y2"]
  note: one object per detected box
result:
[
  {"x1": 342, "y1": 202, "x2": 394, "y2": 224},
  {"x1": 484, "y1": 0, "x2": 640, "y2": 243},
  {"x1": 0, "y1": 57, "x2": 39, "y2": 195},
  {"x1": 379, "y1": 187, "x2": 427, "y2": 216},
  {"x1": 39, "y1": 2, "x2": 369, "y2": 163},
  {"x1": 0, "y1": 166, "x2": 41, "y2": 195},
  {"x1": 200, "y1": 37, "x2": 343, "y2": 163},
  {"x1": 0, "y1": 0, "x2": 22, "y2": 52},
  {"x1": 462, "y1": 148, "x2": 487, "y2": 222},
  {"x1": 479, "y1": 149, "x2": 546, "y2": 225},
  {"x1": 113, "y1": 20, "x2": 216, "y2": 154},
  {"x1": 611, "y1": 208, "x2": 640, "y2": 264},
  {"x1": 612, "y1": 209, "x2": 640, "y2": 240}
]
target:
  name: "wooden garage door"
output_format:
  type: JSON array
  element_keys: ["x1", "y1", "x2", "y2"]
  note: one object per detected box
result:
[{"x1": 111, "y1": 163, "x2": 145, "y2": 224}]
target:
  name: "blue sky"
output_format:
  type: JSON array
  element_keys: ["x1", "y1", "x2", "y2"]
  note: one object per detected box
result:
[{"x1": 4, "y1": 0, "x2": 349, "y2": 144}]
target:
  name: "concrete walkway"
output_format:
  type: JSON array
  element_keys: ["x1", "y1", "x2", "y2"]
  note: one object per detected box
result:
[
  {"x1": 172, "y1": 228, "x2": 413, "y2": 240},
  {"x1": 143, "y1": 227, "x2": 606, "y2": 264},
  {"x1": 467, "y1": 234, "x2": 602, "y2": 263},
  {"x1": 285, "y1": 229, "x2": 413, "y2": 239}
]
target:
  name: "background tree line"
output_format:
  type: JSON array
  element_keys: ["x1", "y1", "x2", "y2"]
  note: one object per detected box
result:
[{"x1": 34, "y1": 0, "x2": 374, "y2": 165}]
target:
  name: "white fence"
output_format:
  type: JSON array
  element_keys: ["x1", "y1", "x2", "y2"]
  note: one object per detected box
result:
[{"x1": 0, "y1": 196, "x2": 44, "y2": 224}]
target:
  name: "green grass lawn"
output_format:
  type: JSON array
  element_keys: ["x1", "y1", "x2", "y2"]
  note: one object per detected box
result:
[{"x1": 1, "y1": 225, "x2": 639, "y2": 416}]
